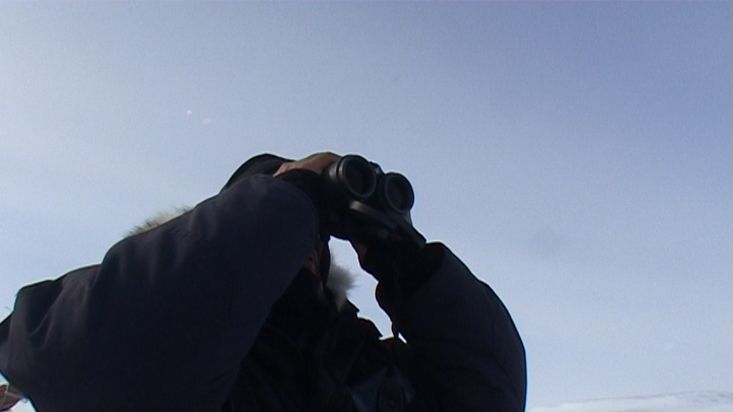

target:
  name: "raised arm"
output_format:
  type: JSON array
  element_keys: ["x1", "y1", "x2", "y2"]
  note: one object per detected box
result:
[
  {"x1": 363, "y1": 242, "x2": 527, "y2": 411},
  {"x1": 0, "y1": 174, "x2": 319, "y2": 411}
]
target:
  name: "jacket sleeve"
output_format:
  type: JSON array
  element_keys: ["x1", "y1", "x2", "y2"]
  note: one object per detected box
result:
[
  {"x1": 376, "y1": 243, "x2": 527, "y2": 412},
  {"x1": 0, "y1": 175, "x2": 319, "y2": 412}
]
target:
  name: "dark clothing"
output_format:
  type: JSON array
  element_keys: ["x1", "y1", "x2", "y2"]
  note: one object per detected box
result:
[{"x1": 0, "y1": 173, "x2": 526, "y2": 411}]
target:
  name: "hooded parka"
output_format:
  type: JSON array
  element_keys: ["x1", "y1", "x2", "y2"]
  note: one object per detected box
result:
[{"x1": 0, "y1": 155, "x2": 526, "y2": 412}]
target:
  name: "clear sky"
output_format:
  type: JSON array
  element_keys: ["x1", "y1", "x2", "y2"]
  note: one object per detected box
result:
[{"x1": 0, "y1": 2, "x2": 730, "y2": 410}]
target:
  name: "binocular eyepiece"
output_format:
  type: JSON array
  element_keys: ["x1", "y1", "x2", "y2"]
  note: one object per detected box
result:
[{"x1": 324, "y1": 155, "x2": 414, "y2": 215}]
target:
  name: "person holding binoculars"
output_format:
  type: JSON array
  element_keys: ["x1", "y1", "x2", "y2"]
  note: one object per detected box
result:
[{"x1": 0, "y1": 152, "x2": 526, "y2": 412}]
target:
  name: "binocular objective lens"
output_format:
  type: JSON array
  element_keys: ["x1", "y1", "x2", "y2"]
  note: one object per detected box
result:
[
  {"x1": 338, "y1": 155, "x2": 377, "y2": 199},
  {"x1": 344, "y1": 166, "x2": 370, "y2": 197},
  {"x1": 382, "y1": 173, "x2": 414, "y2": 213}
]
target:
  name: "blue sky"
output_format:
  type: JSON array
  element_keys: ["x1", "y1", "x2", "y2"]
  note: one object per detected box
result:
[{"x1": 0, "y1": 2, "x2": 730, "y2": 409}]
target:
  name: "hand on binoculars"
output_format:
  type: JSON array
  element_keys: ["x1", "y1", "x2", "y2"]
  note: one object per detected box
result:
[
  {"x1": 274, "y1": 152, "x2": 341, "y2": 177},
  {"x1": 349, "y1": 238, "x2": 417, "y2": 283},
  {"x1": 349, "y1": 240, "x2": 388, "y2": 281}
]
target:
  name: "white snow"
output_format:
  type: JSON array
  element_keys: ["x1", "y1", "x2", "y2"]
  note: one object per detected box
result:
[
  {"x1": 530, "y1": 391, "x2": 733, "y2": 412},
  {"x1": 8, "y1": 400, "x2": 33, "y2": 412}
]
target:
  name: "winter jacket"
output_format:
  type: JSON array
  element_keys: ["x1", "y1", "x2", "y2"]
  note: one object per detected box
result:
[{"x1": 0, "y1": 160, "x2": 526, "y2": 411}]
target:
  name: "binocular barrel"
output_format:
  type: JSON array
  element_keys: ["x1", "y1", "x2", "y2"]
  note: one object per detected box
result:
[
  {"x1": 379, "y1": 172, "x2": 415, "y2": 214},
  {"x1": 325, "y1": 155, "x2": 377, "y2": 201},
  {"x1": 324, "y1": 155, "x2": 414, "y2": 214}
]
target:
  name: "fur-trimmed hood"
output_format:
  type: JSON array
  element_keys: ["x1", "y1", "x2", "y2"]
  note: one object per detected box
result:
[{"x1": 128, "y1": 208, "x2": 356, "y2": 310}]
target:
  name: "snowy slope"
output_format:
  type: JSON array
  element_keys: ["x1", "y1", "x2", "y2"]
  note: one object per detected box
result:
[
  {"x1": 7, "y1": 401, "x2": 32, "y2": 412},
  {"x1": 530, "y1": 391, "x2": 733, "y2": 412}
]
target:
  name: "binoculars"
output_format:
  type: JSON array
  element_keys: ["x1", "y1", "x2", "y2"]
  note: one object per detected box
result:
[{"x1": 323, "y1": 155, "x2": 425, "y2": 249}]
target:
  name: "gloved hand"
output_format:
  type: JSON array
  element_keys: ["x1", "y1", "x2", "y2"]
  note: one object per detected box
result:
[
  {"x1": 274, "y1": 152, "x2": 341, "y2": 241},
  {"x1": 273, "y1": 152, "x2": 340, "y2": 177},
  {"x1": 350, "y1": 239, "x2": 444, "y2": 299}
]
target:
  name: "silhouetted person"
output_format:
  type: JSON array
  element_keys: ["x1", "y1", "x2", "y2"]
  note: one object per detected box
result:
[{"x1": 0, "y1": 153, "x2": 526, "y2": 411}]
